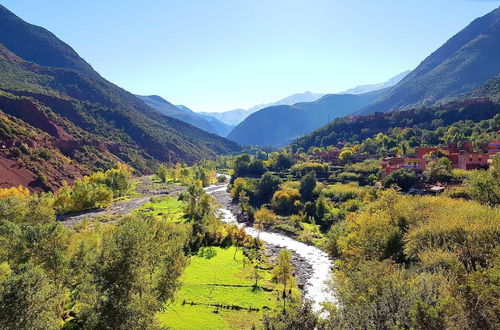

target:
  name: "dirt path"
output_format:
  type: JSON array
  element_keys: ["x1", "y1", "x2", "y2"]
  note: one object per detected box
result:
[{"x1": 58, "y1": 176, "x2": 186, "y2": 228}]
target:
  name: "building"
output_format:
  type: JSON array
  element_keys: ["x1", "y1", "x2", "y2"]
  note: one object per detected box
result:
[
  {"x1": 488, "y1": 139, "x2": 500, "y2": 154},
  {"x1": 381, "y1": 139, "x2": 500, "y2": 178},
  {"x1": 458, "y1": 153, "x2": 490, "y2": 170}
]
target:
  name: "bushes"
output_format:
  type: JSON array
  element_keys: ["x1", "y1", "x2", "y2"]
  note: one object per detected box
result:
[
  {"x1": 383, "y1": 168, "x2": 418, "y2": 190},
  {"x1": 0, "y1": 185, "x2": 30, "y2": 199},
  {"x1": 321, "y1": 183, "x2": 366, "y2": 203},
  {"x1": 54, "y1": 163, "x2": 134, "y2": 214},
  {"x1": 271, "y1": 187, "x2": 301, "y2": 215},
  {"x1": 290, "y1": 162, "x2": 329, "y2": 177},
  {"x1": 326, "y1": 191, "x2": 500, "y2": 328},
  {"x1": 254, "y1": 208, "x2": 278, "y2": 227}
]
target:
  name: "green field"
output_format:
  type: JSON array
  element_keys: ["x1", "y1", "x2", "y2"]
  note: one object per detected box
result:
[
  {"x1": 158, "y1": 247, "x2": 287, "y2": 330},
  {"x1": 133, "y1": 196, "x2": 186, "y2": 221}
]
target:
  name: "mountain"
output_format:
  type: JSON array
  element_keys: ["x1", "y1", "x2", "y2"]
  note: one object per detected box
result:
[
  {"x1": 358, "y1": 6, "x2": 500, "y2": 115},
  {"x1": 293, "y1": 91, "x2": 500, "y2": 153},
  {"x1": 200, "y1": 91, "x2": 326, "y2": 126},
  {"x1": 200, "y1": 108, "x2": 249, "y2": 127},
  {"x1": 227, "y1": 89, "x2": 387, "y2": 147},
  {"x1": 136, "y1": 95, "x2": 233, "y2": 137},
  {"x1": 341, "y1": 71, "x2": 410, "y2": 95},
  {"x1": 176, "y1": 105, "x2": 234, "y2": 137},
  {"x1": 0, "y1": 5, "x2": 240, "y2": 189}
]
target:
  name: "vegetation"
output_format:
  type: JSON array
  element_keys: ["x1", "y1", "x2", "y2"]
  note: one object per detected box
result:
[
  {"x1": 294, "y1": 100, "x2": 500, "y2": 154},
  {"x1": 158, "y1": 246, "x2": 290, "y2": 330},
  {"x1": 53, "y1": 163, "x2": 135, "y2": 214},
  {"x1": 324, "y1": 190, "x2": 500, "y2": 329}
]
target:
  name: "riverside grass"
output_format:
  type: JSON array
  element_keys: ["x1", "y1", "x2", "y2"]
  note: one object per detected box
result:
[
  {"x1": 158, "y1": 247, "x2": 287, "y2": 330},
  {"x1": 133, "y1": 196, "x2": 185, "y2": 221}
]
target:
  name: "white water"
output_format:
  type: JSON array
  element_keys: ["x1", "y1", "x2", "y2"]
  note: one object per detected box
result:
[{"x1": 205, "y1": 180, "x2": 336, "y2": 313}]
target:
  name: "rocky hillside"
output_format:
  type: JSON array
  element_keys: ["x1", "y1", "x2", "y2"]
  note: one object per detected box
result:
[{"x1": 0, "y1": 5, "x2": 240, "y2": 189}]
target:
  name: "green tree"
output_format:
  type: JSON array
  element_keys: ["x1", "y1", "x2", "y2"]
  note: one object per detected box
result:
[
  {"x1": 256, "y1": 172, "x2": 282, "y2": 204},
  {"x1": 383, "y1": 168, "x2": 417, "y2": 190},
  {"x1": 89, "y1": 216, "x2": 187, "y2": 329},
  {"x1": 156, "y1": 164, "x2": 168, "y2": 183},
  {"x1": 0, "y1": 263, "x2": 60, "y2": 330},
  {"x1": 300, "y1": 171, "x2": 317, "y2": 201},
  {"x1": 465, "y1": 155, "x2": 500, "y2": 206},
  {"x1": 424, "y1": 157, "x2": 452, "y2": 183},
  {"x1": 273, "y1": 249, "x2": 294, "y2": 312}
]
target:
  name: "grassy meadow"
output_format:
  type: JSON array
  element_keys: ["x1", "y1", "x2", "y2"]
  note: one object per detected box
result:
[{"x1": 158, "y1": 247, "x2": 297, "y2": 329}]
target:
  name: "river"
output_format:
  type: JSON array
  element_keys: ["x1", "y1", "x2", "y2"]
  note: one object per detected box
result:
[{"x1": 205, "y1": 178, "x2": 336, "y2": 313}]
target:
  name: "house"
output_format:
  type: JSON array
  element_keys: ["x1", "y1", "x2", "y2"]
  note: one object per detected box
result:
[
  {"x1": 488, "y1": 139, "x2": 500, "y2": 154},
  {"x1": 381, "y1": 139, "x2": 500, "y2": 178},
  {"x1": 458, "y1": 153, "x2": 490, "y2": 170}
]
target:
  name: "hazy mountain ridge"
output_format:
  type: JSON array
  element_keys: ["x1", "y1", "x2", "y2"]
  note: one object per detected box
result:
[
  {"x1": 200, "y1": 91, "x2": 326, "y2": 126},
  {"x1": 341, "y1": 71, "x2": 410, "y2": 95},
  {"x1": 227, "y1": 88, "x2": 387, "y2": 147},
  {"x1": 136, "y1": 95, "x2": 233, "y2": 137}
]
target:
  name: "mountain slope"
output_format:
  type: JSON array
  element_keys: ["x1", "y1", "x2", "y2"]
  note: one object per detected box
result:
[
  {"x1": 358, "y1": 6, "x2": 500, "y2": 114},
  {"x1": 177, "y1": 105, "x2": 234, "y2": 137},
  {"x1": 0, "y1": 5, "x2": 240, "y2": 181},
  {"x1": 228, "y1": 89, "x2": 386, "y2": 146},
  {"x1": 136, "y1": 95, "x2": 232, "y2": 136},
  {"x1": 293, "y1": 78, "x2": 500, "y2": 151}
]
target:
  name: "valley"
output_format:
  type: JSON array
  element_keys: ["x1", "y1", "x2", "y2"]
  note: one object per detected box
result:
[{"x1": 0, "y1": 2, "x2": 499, "y2": 330}]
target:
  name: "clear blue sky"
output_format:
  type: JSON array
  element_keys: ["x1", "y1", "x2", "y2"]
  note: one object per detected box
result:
[{"x1": 2, "y1": 0, "x2": 499, "y2": 112}]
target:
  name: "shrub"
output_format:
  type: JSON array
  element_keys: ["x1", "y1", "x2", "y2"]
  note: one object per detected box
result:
[
  {"x1": 254, "y1": 208, "x2": 278, "y2": 226},
  {"x1": 271, "y1": 187, "x2": 301, "y2": 215},
  {"x1": 383, "y1": 168, "x2": 418, "y2": 190},
  {"x1": 321, "y1": 183, "x2": 366, "y2": 203},
  {"x1": 291, "y1": 162, "x2": 329, "y2": 177}
]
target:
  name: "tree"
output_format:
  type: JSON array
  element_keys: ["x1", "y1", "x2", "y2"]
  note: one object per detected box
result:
[
  {"x1": 339, "y1": 149, "x2": 354, "y2": 163},
  {"x1": 465, "y1": 155, "x2": 500, "y2": 206},
  {"x1": 383, "y1": 169, "x2": 417, "y2": 190},
  {"x1": 89, "y1": 216, "x2": 187, "y2": 329},
  {"x1": 0, "y1": 263, "x2": 60, "y2": 330},
  {"x1": 156, "y1": 164, "x2": 169, "y2": 183},
  {"x1": 300, "y1": 171, "x2": 317, "y2": 201},
  {"x1": 271, "y1": 188, "x2": 301, "y2": 215},
  {"x1": 256, "y1": 172, "x2": 282, "y2": 204},
  {"x1": 272, "y1": 249, "x2": 294, "y2": 312},
  {"x1": 424, "y1": 157, "x2": 452, "y2": 183},
  {"x1": 254, "y1": 207, "x2": 277, "y2": 227},
  {"x1": 263, "y1": 299, "x2": 319, "y2": 330}
]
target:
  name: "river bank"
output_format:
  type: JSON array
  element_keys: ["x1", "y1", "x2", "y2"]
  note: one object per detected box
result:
[{"x1": 205, "y1": 179, "x2": 336, "y2": 313}]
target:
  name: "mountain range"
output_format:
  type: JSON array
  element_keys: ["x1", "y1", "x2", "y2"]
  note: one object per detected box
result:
[
  {"x1": 226, "y1": 71, "x2": 408, "y2": 146},
  {"x1": 0, "y1": 5, "x2": 240, "y2": 190},
  {"x1": 227, "y1": 88, "x2": 387, "y2": 146},
  {"x1": 136, "y1": 95, "x2": 233, "y2": 137},
  {"x1": 200, "y1": 91, "x2": 326, "y2": 126},
  {"x1": 340, "y1": 71, "x2": 410, "y2": 95},
  {"x1": 357, "y1": 6, "x2": 500, "y2": 115}
]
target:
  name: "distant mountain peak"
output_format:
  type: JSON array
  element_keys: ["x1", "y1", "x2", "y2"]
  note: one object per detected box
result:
[{"x1": 341, "y1": 70, "x2": 410, "y2": 95}]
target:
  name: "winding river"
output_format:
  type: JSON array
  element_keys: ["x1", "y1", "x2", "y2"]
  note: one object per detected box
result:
[{"x1": 205, "y1": 179, "x2": 335, "y2": 313}]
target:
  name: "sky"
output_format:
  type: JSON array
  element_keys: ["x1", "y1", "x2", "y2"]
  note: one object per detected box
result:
[{"x1": 2, "y1": 0, "x2": 499, "y2": 112}]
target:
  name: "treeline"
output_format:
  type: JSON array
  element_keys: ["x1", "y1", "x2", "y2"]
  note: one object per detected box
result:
[
  {"x1": 156, "y1": 161, "x2": 219, "y2": 187},
  {"x1": 293, "y1": 100, "x2": 500, "y2": 155}
]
